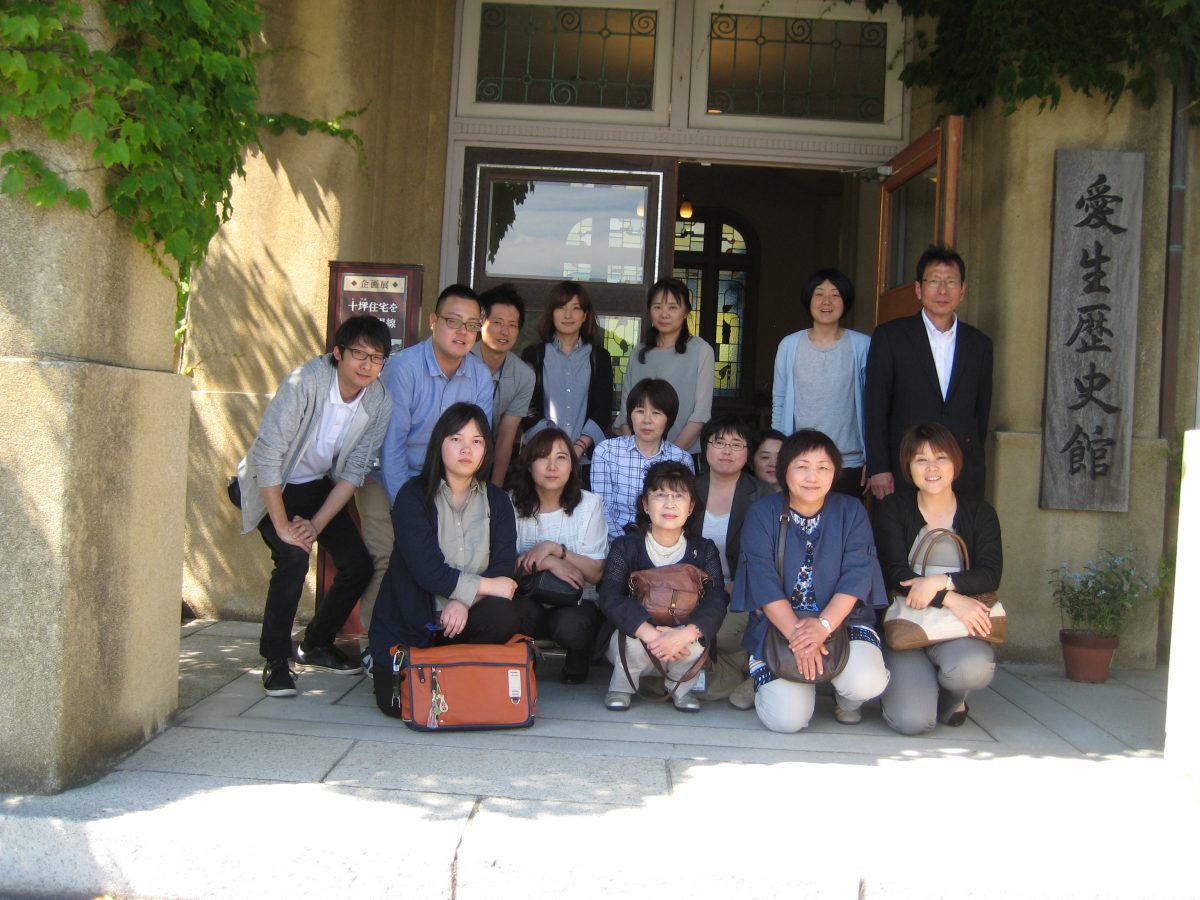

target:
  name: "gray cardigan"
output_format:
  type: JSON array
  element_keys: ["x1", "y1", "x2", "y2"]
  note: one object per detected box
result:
[{"x1": 236, "y1": 354, "x2": 392, "y2": 534}]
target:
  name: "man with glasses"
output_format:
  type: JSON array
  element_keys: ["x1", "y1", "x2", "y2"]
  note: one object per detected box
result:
[
  {"x1": 865, "y1": 245, "x2": 994, "y2": 501},
  {"x1": 356, "y1": 284, "x2": 493, "y2": 633},
  {"x1": 472, "y1": 283, "x2": 535, "y2": 487},
  {"x1": 234, "y1": 315, "x2": 394, "y2": 697}
]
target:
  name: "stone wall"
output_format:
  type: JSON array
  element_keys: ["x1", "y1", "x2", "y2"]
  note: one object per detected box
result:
[
  {"x1": 957, "y1": 88, "x2": 1184, "y2": 665},
  {"x1": 182, "y1": 1, "x2": 457, "y2": 620},
  {"x1": 0, "y1": 130, "x2": 190, "y2": 791}
]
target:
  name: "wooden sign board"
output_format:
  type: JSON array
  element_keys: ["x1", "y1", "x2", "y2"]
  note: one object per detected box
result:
[{"x1": 1040, "y1": 150, "x2": 1143, "y2": 511}]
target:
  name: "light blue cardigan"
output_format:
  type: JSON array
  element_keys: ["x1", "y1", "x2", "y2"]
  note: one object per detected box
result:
[{"x1": 771, "y1": 329, "x2": 871, "y2": 452}]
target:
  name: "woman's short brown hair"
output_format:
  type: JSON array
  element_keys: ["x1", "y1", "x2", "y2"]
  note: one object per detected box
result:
[
  {"x1": 536, "y1": 280, "x2": 597, "y2": 344},
  {"x1": 898, "y1": 423, "x2": 964, "y2": 484}
]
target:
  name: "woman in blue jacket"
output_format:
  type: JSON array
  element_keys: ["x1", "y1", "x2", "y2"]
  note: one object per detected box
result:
[
  {"x1": 369, "y1": 402, "x2": 519, "y2": 717},
  {"x1": 733, "y1": 430, "x2": 890, "y2": 732}
]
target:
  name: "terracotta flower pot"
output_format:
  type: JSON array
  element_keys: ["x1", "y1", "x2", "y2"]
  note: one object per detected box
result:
[{"x1": 1059, "y1": 629, "x2": 1119, "y2": 683}]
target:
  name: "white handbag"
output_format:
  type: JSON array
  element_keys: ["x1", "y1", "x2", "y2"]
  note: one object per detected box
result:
[{"x1": 883, "y1": 528, "x2": 1006, "y2": 651}]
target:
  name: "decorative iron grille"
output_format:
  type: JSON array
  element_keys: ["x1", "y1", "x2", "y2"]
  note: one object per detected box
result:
[
  {"x1": 477, "y1": 4, "x2": 658, "y2": 110},
  {"x1": 706, "y1": 13, "x2": 887, "y2": 123}
]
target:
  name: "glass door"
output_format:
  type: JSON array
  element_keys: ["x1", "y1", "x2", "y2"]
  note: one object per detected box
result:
[{"x1": 874, "y1": 116, "x2": 963, "y2": 324}]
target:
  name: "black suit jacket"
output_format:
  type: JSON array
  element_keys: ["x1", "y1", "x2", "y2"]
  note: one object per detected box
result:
[
  {"x1": 864, "y1": 312, "x2": 993, "y2": 500},
  {"x1": 687, "y1": 471, "x2": 774, "y2": 578}
]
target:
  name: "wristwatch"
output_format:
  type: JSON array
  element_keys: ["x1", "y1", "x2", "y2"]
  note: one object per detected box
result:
[
  {"x1": 818, "y1": 617, "x2": 832, "y2": 631},
  {"x1": 560, "y1": 543, "x2": 568, "y2": 559}
]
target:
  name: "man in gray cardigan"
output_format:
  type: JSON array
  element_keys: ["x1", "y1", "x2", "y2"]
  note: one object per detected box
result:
[{"x1": 236, "y1": 315, "x2": 393, "y2": 697}]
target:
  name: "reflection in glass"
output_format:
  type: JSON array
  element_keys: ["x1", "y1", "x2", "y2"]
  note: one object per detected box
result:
[
  {"x1": 486, "y1": 180, "x2": 648, "y2": 282},
  {"x1": 886, "y1": 165, "x2": 937, "y2": 290}
]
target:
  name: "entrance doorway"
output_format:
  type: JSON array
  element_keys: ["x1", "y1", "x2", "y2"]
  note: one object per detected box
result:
[{"x1": 675, "y1": 161, "x2": 869, "y2": 425}]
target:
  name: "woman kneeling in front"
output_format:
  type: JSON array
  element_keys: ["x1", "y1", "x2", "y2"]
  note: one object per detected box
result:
[
  {"x1": 598, "y1": 461, "x2": 725, "y2": 712},
  {"x1": 509, "y1": 428, "x2": 608, "y2": 684},
  {"x1": 733, "y1": 429, "x2": 890, "y2": 732},
  {"x1": 875, "y1": 423, "x2": 1001, "y2": 733},
  {"x1": 368, "y1": 402, "x2": 520, "y2": 717}
]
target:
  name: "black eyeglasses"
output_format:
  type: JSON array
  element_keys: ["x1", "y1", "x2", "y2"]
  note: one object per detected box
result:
[{"x1": 342, "y1": 346, "x2": 386, "y2": 366}]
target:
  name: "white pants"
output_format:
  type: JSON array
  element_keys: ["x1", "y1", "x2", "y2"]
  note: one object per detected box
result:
[
  {"x1": 606, "y1": 631, "x2": 704, "y2": 698},
  {"x1": 754, "y1": 640, "x2": 890, "y2": 733},
  {"x1": 355, "y1": 478, "x2": 394, "y2": 629}
]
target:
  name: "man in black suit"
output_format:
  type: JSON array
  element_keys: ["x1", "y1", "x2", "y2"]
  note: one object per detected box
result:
[{"x1": 865, "y1": 246, "x2": 993, "y2": 501}]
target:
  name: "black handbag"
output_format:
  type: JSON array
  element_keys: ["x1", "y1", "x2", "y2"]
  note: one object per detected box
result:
[
  {"x1": 515, "y1": 569, "x2": 583, "y2": 607},
  {"x1": 765, "y1": 512, "x2": 850, "y2": 684}
]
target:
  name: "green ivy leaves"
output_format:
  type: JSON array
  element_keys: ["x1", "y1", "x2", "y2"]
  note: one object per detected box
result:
[
  {"x1": 1, "y1": 0, "x2": 361, "y2": 339},
  {"x1": 862, "y1": 0, "x2": 1200, "y2": 118}
]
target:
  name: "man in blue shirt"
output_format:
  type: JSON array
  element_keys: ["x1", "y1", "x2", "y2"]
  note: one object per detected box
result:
[{"x1": 357, "y1": 284, "x2": 493, "y2": 629}]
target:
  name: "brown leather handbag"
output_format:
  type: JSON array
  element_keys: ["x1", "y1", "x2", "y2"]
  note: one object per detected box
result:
[
  {"x1": 628, "y1": 563, "x2": 709, "y2": 626},
  {"x1": 622, "y1": 561, "x2": 712, "y2": 700},
  {"x1": 765, "y1": 513, "x2": 851, "y2": 684}
]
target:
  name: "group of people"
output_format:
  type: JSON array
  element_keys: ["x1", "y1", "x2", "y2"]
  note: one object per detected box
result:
[{"x1": 236, "y1": 244, "x2": 1000, "y2": 736}]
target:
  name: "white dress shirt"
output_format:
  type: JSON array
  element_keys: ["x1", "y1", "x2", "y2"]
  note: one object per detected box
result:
[{"x1": 921, "y1": 309, "x2": 958, "y2": 400}]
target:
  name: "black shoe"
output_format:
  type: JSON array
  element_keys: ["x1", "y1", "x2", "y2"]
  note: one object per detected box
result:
[
  {"x1": 296, "y1": 642, "x2": 362, "y2": 674},
  {"x1": 946, "y1": 702, "x2": 969, "y2": 727},
  {"x1": 263, "y1": 659, "x2": 297, "y2": 697},
  {"x1": 560, "y1": 670, "x2": 587, "y2": 685}
]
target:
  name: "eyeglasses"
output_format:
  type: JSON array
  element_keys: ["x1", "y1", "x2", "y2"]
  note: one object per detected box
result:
[
  {"x1": 342, "y1": 346, "x2": 386, "y2": 366},
  {"x1": 709, "y1": 439, "x2": 747, "y2": 452},
  {"x1": 921, "y1": 279, "x2": 961, "y2": 291},
  {"x1": 437, "y1": 314, "x2": 483, "y2": 333},
  {"x1": 647, "y1": 491, "x2": 688, "y2": 505}
]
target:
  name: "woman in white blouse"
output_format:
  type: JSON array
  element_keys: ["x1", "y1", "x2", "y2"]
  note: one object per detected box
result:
[{"x1": 509, "y1": 428, "x2": 609, "y2": 683}]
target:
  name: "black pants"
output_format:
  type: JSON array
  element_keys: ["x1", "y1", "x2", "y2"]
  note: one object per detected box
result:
[
  {"x1": 513, "y1": 595, "x2": 601, "y2": 680},
  {"x1": 372, "y1": 595, "x2": 521, "y2": 716},
  {"x1": 831, "y1": 466, "x2": 864, "y2": 499},
  {"x1": 257, "y1": 478, "x2": 371, "y2": 660}
]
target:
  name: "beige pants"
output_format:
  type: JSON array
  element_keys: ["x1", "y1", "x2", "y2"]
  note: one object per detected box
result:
[
  {"x1": 755, "y1": 640, "x2": 890, "y2": 733},
  {"x1": 606, "y1": 631, "x2": 705, "y2": 698},
  {"x1": 355, "y1": 478, "x2": 394, "y2": 629}
]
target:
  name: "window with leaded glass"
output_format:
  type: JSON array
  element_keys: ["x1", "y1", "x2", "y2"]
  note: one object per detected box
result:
[{"x1": 673, "y1": 212, "x2": 755, "y2": 401}]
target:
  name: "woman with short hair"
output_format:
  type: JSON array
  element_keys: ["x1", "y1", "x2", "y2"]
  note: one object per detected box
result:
[
  {"x1": 597, "y1": 461, "x2": 725, "y2": 713},
  {"x1": 875, "y1": 423, "x2": 1002, "y2": 734},
  {"x1": 771, "y1": 268, "x2": 871, "y2": 496},
  {"x1": 733, "y1": 429, "x2": 890, "y2": 732},
  {"x1": 686, "y1": 414, "x2": 772, "y2": 703}
]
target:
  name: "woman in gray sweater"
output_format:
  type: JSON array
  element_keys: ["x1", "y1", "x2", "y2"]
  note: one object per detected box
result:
[{"x1": 616, "y1": 277, "x2": 714, "y2": 455}]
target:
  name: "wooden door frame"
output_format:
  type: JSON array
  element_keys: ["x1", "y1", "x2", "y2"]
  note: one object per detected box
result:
[{"x1": 874, "y1": 115, "x2": 963, "y2": 324}]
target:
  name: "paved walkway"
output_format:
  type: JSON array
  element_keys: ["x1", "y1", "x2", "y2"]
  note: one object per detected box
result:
[{"x1": 1, "y1": 619, "x2": 1195, "y2": 899}]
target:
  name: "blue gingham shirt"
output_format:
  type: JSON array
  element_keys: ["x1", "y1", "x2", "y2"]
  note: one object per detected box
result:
[
  {"x1": 371, "y1": 338, "x2": 493, "y2": 502},
  {"x1": 591, "y1": 435, "x2": 694, "y2": 539}
]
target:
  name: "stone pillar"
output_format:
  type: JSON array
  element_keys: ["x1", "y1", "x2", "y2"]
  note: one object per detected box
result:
[
  {"x1": 0, "y1": 132, "x2": 191, "y2": 792},
  {"x1": 1165, "y1": 430, "x2": 1198, "y2": 775}
]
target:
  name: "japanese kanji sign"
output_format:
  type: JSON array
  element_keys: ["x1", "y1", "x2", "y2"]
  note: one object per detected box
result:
[
  {"x1": 1040, "y1": 151, "x2": 1143, "y2": 511},
  {"x1": 326, "y1": 261, "x2": 424, "y2": 352}
]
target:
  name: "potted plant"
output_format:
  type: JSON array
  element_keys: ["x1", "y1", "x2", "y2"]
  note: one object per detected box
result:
[{"x1": 1049, "y1": 551, "x2": 1152, "y2": 683}]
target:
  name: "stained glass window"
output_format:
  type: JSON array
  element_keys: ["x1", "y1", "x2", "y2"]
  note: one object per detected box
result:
[
  {"x1": 477, "y1": 4, "x2": 658, "y2": 110},
  {"x1": 706, "y1": 13, "x2": 887, "y2": 123},
  {"x1": 673, "y1": 215, "x2": 752, "y2": 399},
  {"x1": 598, "y1": 314, "x2": 642, "y2": 396}
]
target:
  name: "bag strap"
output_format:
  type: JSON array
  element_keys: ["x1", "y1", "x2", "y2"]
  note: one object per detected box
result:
[
  {"x1": 775, "y1": 512, "x2": 788, "y2": 584},
  {"x1": 618, "y1": 633, "x2": 710, "y2": 701},
  {"x1": 913, "y1": 527, "x2": 971, "y2": 574}
]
